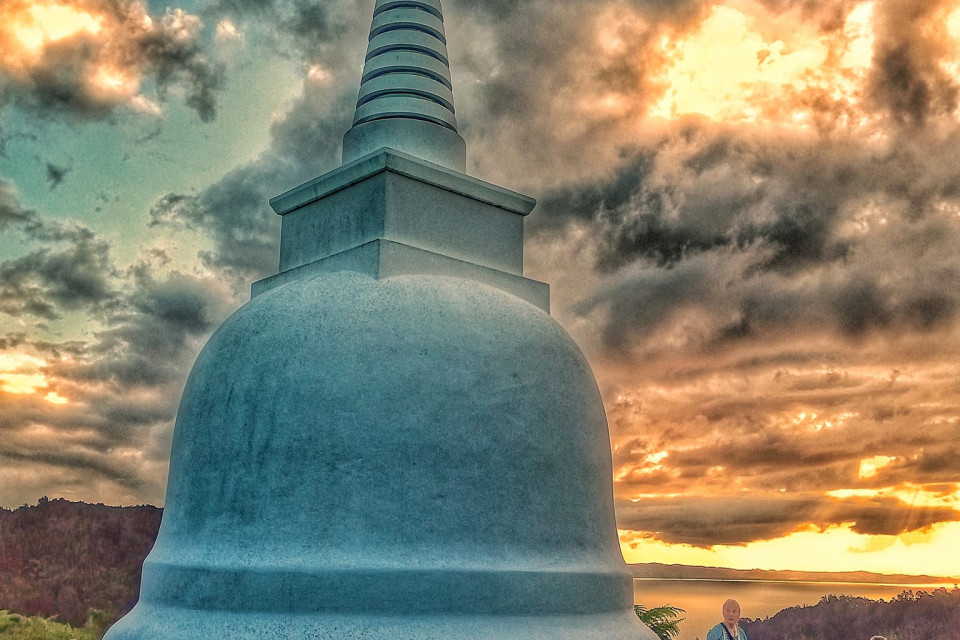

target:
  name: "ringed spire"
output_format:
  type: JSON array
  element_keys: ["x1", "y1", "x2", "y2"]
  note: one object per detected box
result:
[{"x1": 341, "y1": 0, "x2": 467, "y2": 171}]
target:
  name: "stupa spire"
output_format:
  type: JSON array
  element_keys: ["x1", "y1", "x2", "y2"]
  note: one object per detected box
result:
[{"x1": 341, "y1": 0, "x2": 467, "y2": 171}]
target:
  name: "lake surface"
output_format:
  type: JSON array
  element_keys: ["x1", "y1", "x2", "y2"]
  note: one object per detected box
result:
[{"x1": 633, "y1": 578, "x2": 947, "y2": 640}]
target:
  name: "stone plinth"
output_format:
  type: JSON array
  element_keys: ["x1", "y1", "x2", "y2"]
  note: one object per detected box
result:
[{"x1": 254, "y1": 149, "x2": 549, "y2": 311}]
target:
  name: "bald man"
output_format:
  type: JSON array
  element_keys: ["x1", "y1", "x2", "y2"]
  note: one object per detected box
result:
[{"x1": 706, "y1": 599, "x2": 747, "y2": 640}]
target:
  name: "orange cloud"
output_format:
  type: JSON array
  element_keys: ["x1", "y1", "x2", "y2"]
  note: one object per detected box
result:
[
  {"x1": 5, "y1": 2, "x2": 103, "y2": 55},
  {"x1": 649, "y1": 1, "x2": 876, "y2": 129},
  {"x1": 0, "y1": 0, "x2": 220, "y2": 120}
]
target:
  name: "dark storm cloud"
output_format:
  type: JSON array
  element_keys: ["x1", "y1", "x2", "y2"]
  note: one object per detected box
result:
[
  {"x1": 532, "y1": 120, "x2": 960, "y2": 356},
  {"x1": 0, "y1": 260, "x2": 236, "y2": 504},
  {"x1": 1, "y1": 182, "x2": 125, "y2": 318},
  {"x1": 137, "y1": 12, "x2": 226, "y2": 123},
  {"x1": 607, "y1": 352, "x2": 960, "y2": 476},
  {"x1": 149, "y1": 79, "x2": 355, "y2": 284},
  {"x1": 0, "y1": 0, "x2": 368, "y2": 505},
  {"x1": 457, "y1": 0, "x2": 708, "y2": 26},
  {"x1": 148, "y1": 165, "x2": 285, "y2": 284},
  {"x1": 0, "y1": 1, "x2": 224, "y2": 121},
  {"x1": 77, "y1": 267, "x2": 231, "y2": 387},
  {"x1": 869, "y1": 0, "x2": 960, "y2": 127},
  {"x1": 0, "y1": 184, "x2": 227, "y2": 352},
  {"x1": 534, "y1": 127, "x2": 861, "y2": 273},
  {"x1": 129, "y1": 270, "x2": 219, "y2": 335},
  {"x1": 0, "y1": 232, "x2": 118, "y2": 319},
  {"x1": 209, "y1": 0, "x2": 364, "y2": 63},
  {"x1": 615, "y1": 493, "x2": 960, "y2": 546},
  {"x1": 0, "y1": 442, "x2": 148, "y2": 490},
  {"x1": 678, "y1": 429, "x2": 850, "y2": 472},
  {"x1": 158, "y1": 0, "x2": 722, "y2": 281},
  {"x1": 440, "y1": 1, "x2": 655, "y2": 188},
  {"x1": 131, "y1": 0, "x2": 960, "y2": 558},
  {"x1": 916, "y1": 446, "x2": 960, "y2": 475},
  {"x1": 0, "y1": 181, "x2": 35, "y2": 230},
  {"x1": 0, "y1": 182, "x2": 239, "y2": 503}
]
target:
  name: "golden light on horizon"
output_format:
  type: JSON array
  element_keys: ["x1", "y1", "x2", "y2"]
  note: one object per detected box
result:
[
  {"x1": 830, "y1": 483, "x2": 960, "y2": 511},
  {"x1": 0, "y1": 371, "x2": 47, "y2": 395},
  {"x1": 617, "y1": 483, "x2": 960, "y2": 575},
  {"x1": 0, "y1": 353, "x2": 46, "y2": 395},
  {"x1": 620, "y1": 521, "x2": 960, "y2": 578},
  {"x1": 0, "y1": 352, "x2": 69, "y2": 405}
]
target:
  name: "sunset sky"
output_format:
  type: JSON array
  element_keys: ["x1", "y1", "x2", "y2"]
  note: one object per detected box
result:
[{"x1": 1, "y1": 0, "x2": 959, "y2": 578}]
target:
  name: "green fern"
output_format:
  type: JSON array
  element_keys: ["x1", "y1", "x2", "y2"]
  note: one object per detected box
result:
[{"x1": 635, "y1": 603, "x2": 686, "y2": 640}]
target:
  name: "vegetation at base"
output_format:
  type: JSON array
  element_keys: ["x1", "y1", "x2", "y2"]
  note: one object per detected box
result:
[
  {"x1": 740, "y1": 588, "x2": 960, "y2": 640},
  {"x1": 635, "y1": 603, "x2": 685, "y2": 640},
  {"x1": 0, "y1": 498, "x2": 161, "y2": 628},
  {"x1": 0, "y1": 610, "x2": 102, "y2": 640}
]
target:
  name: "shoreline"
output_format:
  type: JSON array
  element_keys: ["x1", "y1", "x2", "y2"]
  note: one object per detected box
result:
[
  {"x1": 633, "y1": 576, "x2": 957, "y2": 589},
  {"x1": 628, "y1": 562, "x2": 959, "y2": 586}
]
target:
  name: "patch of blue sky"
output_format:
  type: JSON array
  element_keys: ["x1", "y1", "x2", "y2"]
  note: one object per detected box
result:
[{"x1": 0, "y1": 34, "x2": 301, "y2": 269}]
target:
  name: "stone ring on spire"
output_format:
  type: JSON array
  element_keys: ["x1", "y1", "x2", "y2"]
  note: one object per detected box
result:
[{"x1": 342, "y1": 0, "x2": 466, "y2": 170}]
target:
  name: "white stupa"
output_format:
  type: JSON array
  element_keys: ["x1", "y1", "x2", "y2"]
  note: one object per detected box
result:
[{"x1": 104, "y1": 1, "x2": 657, "y2": 638}]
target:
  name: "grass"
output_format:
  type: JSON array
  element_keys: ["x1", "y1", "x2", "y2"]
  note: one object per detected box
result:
[{"x1": 0, "y1": 611, "x2": 101, "y2": 640}]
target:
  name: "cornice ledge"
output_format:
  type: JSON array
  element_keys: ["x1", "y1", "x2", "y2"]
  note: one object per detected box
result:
[{"x1": 269, "y1": 148, "x2": 536, "y2": 217}]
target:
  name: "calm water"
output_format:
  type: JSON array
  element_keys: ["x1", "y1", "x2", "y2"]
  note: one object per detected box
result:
[{"x1": 633, "y1": 578, "x2": 947, "y2": 640}]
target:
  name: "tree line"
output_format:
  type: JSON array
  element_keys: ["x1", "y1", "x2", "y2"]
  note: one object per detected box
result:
[
  {"x1": 0, "y1": 498, "x2": 160, "y2": 629},
  {"x1": 741, "y1": 588, "x2": 960, "y2": 640}
]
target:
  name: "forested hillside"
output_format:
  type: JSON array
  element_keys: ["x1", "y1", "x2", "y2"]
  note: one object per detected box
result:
[
  {"x1": 741, "y1": 588, "x2": 960, "y2": 640},
  {"x1": 0, "y1": 498, "x2": 161, "y2": 627}
]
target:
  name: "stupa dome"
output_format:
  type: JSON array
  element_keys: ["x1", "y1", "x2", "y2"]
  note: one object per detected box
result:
[{"x1": 107, "y1": 272, "x2": 648, "y2": 638}]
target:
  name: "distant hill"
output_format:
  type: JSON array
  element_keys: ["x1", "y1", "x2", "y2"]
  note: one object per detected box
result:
[
  {"x1": 0, "y1": 497, "x2": 161, "y2": 627},
  {"x1": 628, "y1": 562, "x2": 960, "y2": 586},
  {"x1": 741, "y1": 588, "x2": 960, "y2": 640}
]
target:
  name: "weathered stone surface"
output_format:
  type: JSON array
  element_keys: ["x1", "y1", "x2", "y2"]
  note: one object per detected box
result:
[
  {"x1": 105, "y1": 273, "x2": 656, "y2": 639},
  {"x1": 256, "y1": 148, "x2": 548, "y2": 310},
  {"x1": 271, "y1": 150, "x2": 532, "y2": 276}
]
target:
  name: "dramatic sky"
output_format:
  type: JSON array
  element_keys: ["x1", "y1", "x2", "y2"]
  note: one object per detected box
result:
[{"x1": 2, "y1": 0, "x2": 960, "y2": 578}]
